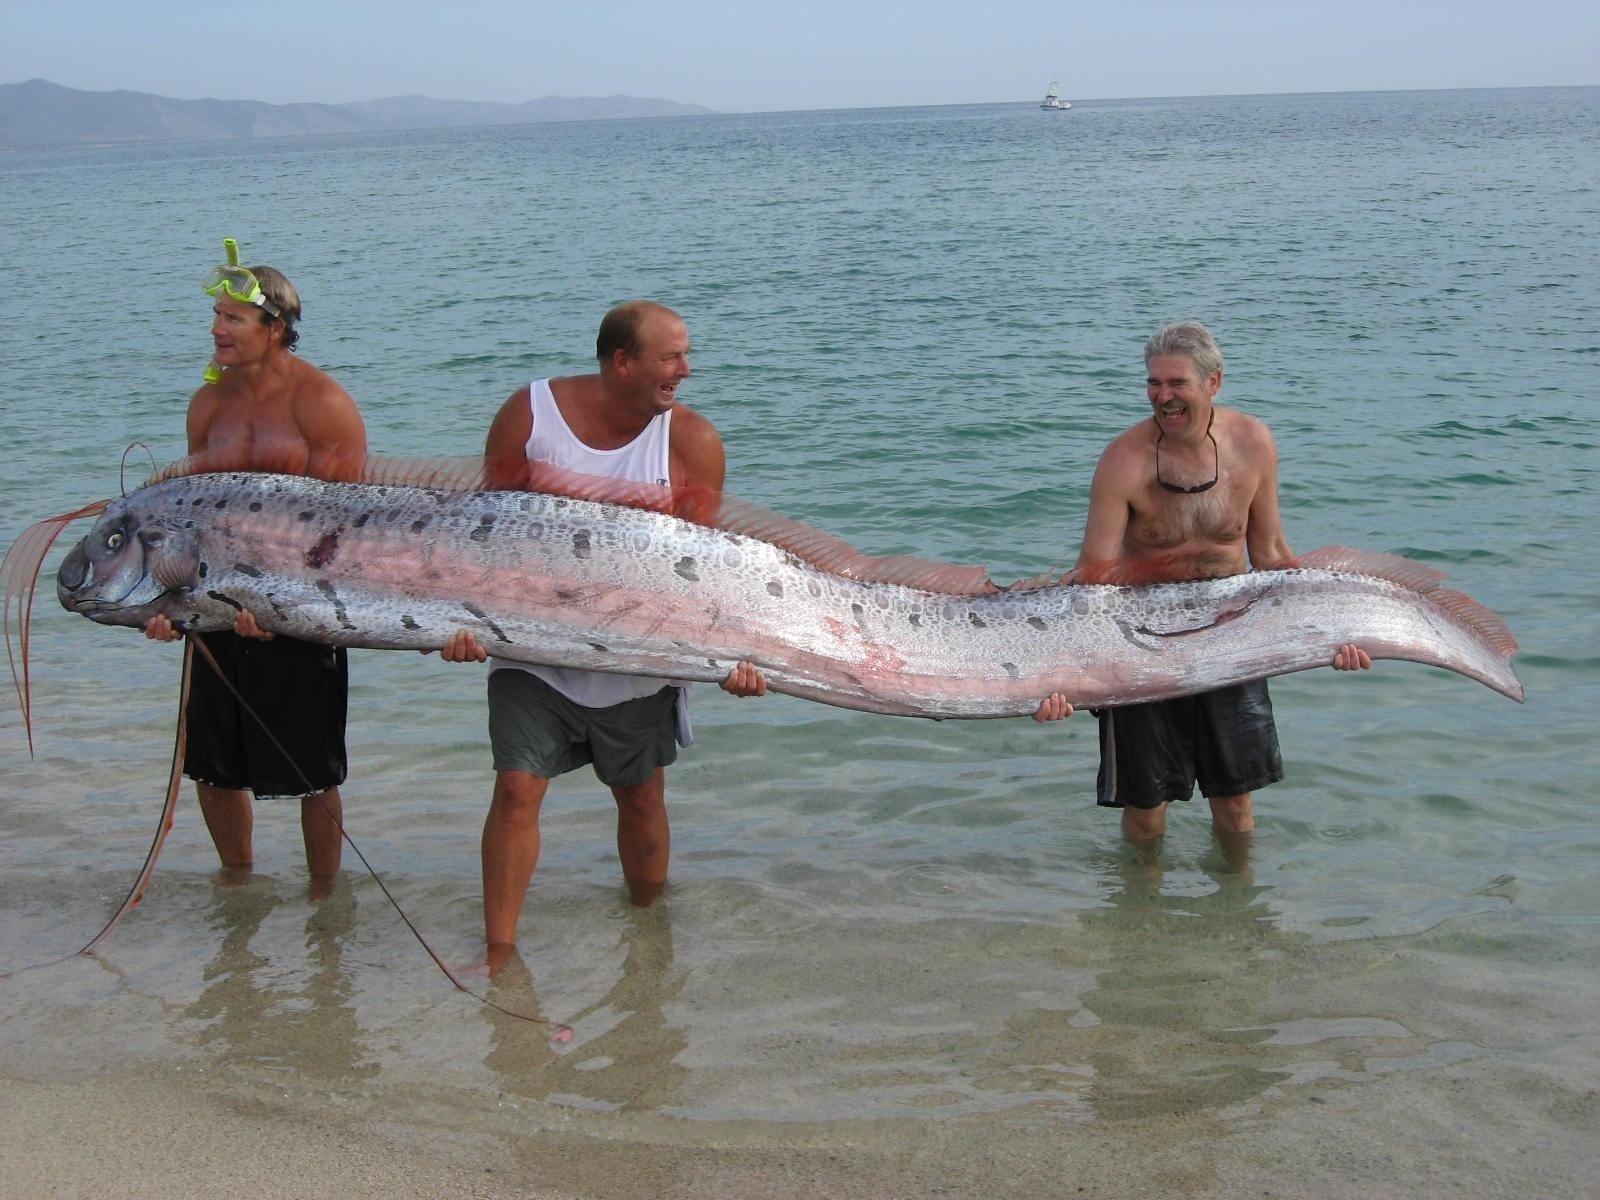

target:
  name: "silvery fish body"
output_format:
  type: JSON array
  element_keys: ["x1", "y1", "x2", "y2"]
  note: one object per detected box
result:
[{"x1": 54, "y1": 472, "x2": 1523, "y2": 717}]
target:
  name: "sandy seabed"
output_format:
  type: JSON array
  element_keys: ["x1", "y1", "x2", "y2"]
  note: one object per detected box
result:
[{"x1": 4, "y1": 1031, "x2": 1594, "y2": 1200}]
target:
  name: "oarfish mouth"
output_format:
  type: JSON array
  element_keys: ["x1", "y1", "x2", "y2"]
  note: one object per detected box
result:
[
  {"x1": 58, "y1": 585, "x2": 146, "y2": 612},
  {"x1": 56, "y1": 543, "x2": 149, "y2": 610}
]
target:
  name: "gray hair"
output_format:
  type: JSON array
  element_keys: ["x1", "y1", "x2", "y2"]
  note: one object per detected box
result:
[{"x1": 1144, "y1": 321, "x2": 1223, "y2": 380}]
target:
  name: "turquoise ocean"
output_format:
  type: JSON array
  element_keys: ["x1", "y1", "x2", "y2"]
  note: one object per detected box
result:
[{"x1": 2, "y1": 87, "x2": 1597, "y2": 1195}]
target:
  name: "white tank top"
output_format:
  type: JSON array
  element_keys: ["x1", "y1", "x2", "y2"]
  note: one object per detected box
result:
[{"x1": 490, "y1": 379, "x2": 678, "y2": 707}]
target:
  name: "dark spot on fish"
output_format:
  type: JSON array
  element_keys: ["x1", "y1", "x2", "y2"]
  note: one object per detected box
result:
[
  {"x1": 353, "y1": 513, "x2": 371, "y2": 528},
  {"x1": 316, "y1": 579, "x2": 354, "y2": 630},
  {"x1": 1115, "y1": 618, "x2": 1156, "y2": 651},
  {"x1": 197, "y1": 561, "x2": 208, "y2": 579},
  {"x1": 304, "y1": 529, "x2": 340, "y2": 569},
  {"x1": 206, "y1": 590, "x2": 244, "y2": 612},
  {"x1": 401, "y1": 614, "x2": 420, "y2": 630},
  {"x1": 1027, "y1": 616, "x2": 1048, "y2": 631},
  {"x1": 766, "y1": 580, "x2": 783, "y2": 597},
  {"x1": 1002, "y1": 662, "x2": 1020, "y2": 678},
  {"x1": 299, "y1": 510, "x2": 316, "y2": 522},
  {"x1": 969, "y1": 613, "x2": 987, "y2": 629},
  {"x1": 573, "y1": 530, "x2": 592, "y2": 559},
  {"x1": 588, "y1": 643, "x2": 609, "y2": 653},
  {"x1": 411, "y1": 516, "x2": 432, "y2": 533},
  {"x1": 1133, "y1": 594, "x2": 1259, "y2": 639},
  {"x1": 470, "y1": 514, "x2": 497, "y2": 544},
  {"x1": 462, "y1": 601, "x2": 510, "y2": 643},
  {"x1": 213, "y1": 498, "x2": 227, "y2": 509},
  {"x1": 249, "y1": 502, "x2": 262, "y2": 512},
  {"x1": 674, "y1": 555, "x2": 698, "y2": 581},
  {"x1": 269, "y1": 600, "x2": 288, "y2": 620},
  {"x1": 909, "y1": 613, "x2": 922, "y2": 627},
  {"x1": 851, "y1": 603, "x2": 865, "y2": 619}
]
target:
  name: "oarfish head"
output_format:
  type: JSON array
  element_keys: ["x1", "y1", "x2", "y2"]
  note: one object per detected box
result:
[{"x1": 57, "y1": 500, "x2": 202, "y2": 624}]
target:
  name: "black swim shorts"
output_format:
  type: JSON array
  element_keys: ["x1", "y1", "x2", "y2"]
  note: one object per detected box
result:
[
  {"x1": 1095, "y1": 679, "x2": 1283, "y2": 810},
  {"x1": 487, "y1": 669, "x2": 678, "y2": 789},
  {"x1": 184, "y1": 631, "x2": 349, "y2": 799}
]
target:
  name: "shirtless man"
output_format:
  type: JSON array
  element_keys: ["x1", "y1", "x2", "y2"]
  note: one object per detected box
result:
[
  {"x1": 440, "y1": 301, "x2": 765, "y2": 958},
  {"x1": 1036, "y1": 322, "x2": 1369, "y2": 840},
  {"x1": 145, "y1": 249, "x2": 367, "y2": 881}
]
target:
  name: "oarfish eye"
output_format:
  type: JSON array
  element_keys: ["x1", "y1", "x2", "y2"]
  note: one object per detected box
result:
[{"x1": 106, "y1": 531, "x2": 125, "y2": 550}]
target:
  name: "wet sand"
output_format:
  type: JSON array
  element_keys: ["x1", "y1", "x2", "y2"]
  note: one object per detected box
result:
[{"x1": 5, "y1": 1037, "x2": 1594, "y2": 1200}]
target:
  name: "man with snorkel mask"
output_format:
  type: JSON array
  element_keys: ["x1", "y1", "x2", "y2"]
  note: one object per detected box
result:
[{"x1": 144, "y1": 239, "x2": 368, "y2": 889}]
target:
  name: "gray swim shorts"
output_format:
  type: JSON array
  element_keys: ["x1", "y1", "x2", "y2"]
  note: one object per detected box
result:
[
  {"x1": 487, "y1": 669, "x2": 678, "y2": 788},
  {"x1": 1095, "y1": 679, "x2": 1283, "y2": 810}
]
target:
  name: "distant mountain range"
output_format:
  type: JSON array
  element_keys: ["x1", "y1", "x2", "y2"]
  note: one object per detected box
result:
[{"x1": 0, "y1": 79, "x2": 716, "y2": 150}]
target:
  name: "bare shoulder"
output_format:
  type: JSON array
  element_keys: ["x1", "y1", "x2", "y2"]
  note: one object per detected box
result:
[
  {"x1": 669, "y1": 401, "x2": 724, "y2": 449},
  {"x1": 486, "y1": 384, "x2": 534, "y2": 453},
  {"x1": 291, "y1": 357, "x2": 358, "y2": 411},
  {"x1": 669, "y1": 402, "x2": 727, "y2": 491},
  {"x1": 1219, "y1": 406, "x2": 1274, "y2": 447},
  {"x1": 185, "y1": 383, "x2": 224, "y2": 451},
  {"x1": 1094, "y1": 420, "x2": 1151, "y2": 478},
  {"x1": 289, "y1": 359, "x2": 366, "y2": 450}
]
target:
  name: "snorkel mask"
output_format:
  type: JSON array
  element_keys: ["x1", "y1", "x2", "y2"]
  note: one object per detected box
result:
[{"x1": 201, "y1": 237, "x2": 282, "y2": 384}]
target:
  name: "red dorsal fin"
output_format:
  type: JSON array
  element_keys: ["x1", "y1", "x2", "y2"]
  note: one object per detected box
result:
[
  {"x1": 705, "y1": 493, "x2": 996, "y2": 595},
  {"x1": 526, "y1": 461, "x2": 675, "y2": 513},
  {"x1": 2, "y1": 500, "x2": 112, "y2": 754},
  {"x1": 1425, "y1": 587, "x2": 1520, "y2": 658},
  {"x1": 1292, "y1": 546, "x2": 1517, "y2": 660},
  {"x1": 1058, "y1": 554, "x2": 1223, "y2": 587},
  {"x1": 1290, "y1": 546, "x2": 1450, "y2": 591},
  {"x1": 357, "y1": 454, "x2": 491, "y2": 491},
  {"x1": 149, "y1": 454, "x2": 996, "y2": 596}
]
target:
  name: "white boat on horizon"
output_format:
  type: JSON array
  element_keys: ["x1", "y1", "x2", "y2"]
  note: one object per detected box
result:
[{"x1": 1040, "y1": 81, "x2": 1071, "y2": 111}]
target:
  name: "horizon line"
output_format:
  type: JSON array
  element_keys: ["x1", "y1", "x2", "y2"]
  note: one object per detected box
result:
[{"x1": 7, "y1": 76, "x2": 1597, "y2": 118}]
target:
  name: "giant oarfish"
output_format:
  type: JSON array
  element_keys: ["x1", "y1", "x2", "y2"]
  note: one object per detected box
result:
[{"x1": 13, "y1": 462, "x2": 1521, "y2": 721}]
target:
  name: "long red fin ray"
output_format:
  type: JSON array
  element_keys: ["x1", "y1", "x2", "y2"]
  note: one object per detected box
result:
[
  {"x1": 2, "y1": 500, "x2": 111, "y2": 754},
  {"x1": 1292, "y1": 547, "x2": 1517, "y2": 660},
  {"x1": 1291, "y1": 546, "x2": 1450, "y2": 592},
  {"x1": 1424, "y1": 587, "x2": 1520, "y2": 659},
  {"x1": 78, "y1": 638, "x2": 191, "y2": 955}
]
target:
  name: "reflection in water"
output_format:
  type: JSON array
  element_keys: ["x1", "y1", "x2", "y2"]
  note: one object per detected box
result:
[
  {"x1": 970, "y1": 832, "x2": 1294, "y2": 1123},
  {"x1": 1072, "y1": 832, "x2": 1302, "y2": 1121},
  {"x1": 184, "y1": 876, "x2": 375, "y2": 1083},
  {"x1": 484, "y1": 904, "x2": 689, "y2": 1113}
]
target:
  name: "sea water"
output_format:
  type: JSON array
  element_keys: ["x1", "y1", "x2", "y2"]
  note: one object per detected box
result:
[{"x1": 1, "y1": 87, "x2": 1597, "y2": 1194}]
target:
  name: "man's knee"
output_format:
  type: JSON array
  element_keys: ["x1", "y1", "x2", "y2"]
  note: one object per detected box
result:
[
  {"x1": 610, "y1": 770, "x2": 665, "y2": 816},
  {"x1": 491, "y1": 772, "x2": 548, "y2": 822},
  {"x1": 1208, "y1": 792, "x2": 1254, "y2": 832},
  {"x1": 1121, "y1": 803, "x2": 1168, "y2": 841}
]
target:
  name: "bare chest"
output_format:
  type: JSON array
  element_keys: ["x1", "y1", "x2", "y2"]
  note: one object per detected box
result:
[
  {"x1": 202, "y1": 397, "x2": 311, "y2": 474},
  {"x1": 1127, "y1": 476, "x2": 1251, "y2": 554}
]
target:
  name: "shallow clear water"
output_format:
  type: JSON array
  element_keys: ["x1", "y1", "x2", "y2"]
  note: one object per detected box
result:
[{"x1": 2, "y1": 88, "x2": 1597, "y2": 1194}]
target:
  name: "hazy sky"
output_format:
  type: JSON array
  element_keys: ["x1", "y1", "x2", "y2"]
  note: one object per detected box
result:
[{"x1": 4, "y1": 0, "x2": 1596, "y2": 112}]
